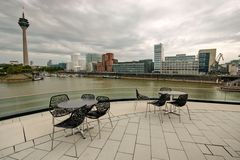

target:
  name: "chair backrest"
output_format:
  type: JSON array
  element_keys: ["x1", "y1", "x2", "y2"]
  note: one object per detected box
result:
[
  {"x1": 156, "y1": 94, "x2": 170, "y2": 106},
  {"x1": 136, "y1": 89, "x2": 149, "y2": 100},
  {"x1": 96, "y1": 96, "x2": 110, "y2": 114},
  {"x1": 49, "y1": 94, "x2": 69, "y2": 110},
  {"x1": 175, "y1": 94, "x2": 188, "y2": 107},
  {"x1": 81, "y1": 94, "x2": 95, "y2": 100},
  {"x1": 136, "y1": 89, "x2": 140, "y2": 98},
  {"x1": 49, "y1": 94, "x2": 70, "y2": 116},
  {"x1": 159, "y1": 87, "x2": 172, "y2": 91},
  {"x1": 66, "y1": 105, "x2": 87, "y2": 128}
]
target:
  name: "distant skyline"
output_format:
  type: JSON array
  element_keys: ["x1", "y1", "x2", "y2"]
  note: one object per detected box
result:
[{"x1": 0, "y1": 0, "x2": 240, "y2": 65}]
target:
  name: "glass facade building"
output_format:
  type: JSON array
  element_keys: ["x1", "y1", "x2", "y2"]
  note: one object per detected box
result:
[
  {"x1": 154, "y1": 43, "x2": 163, "y2": 72},
  {"x1": 198, "y1": 49, "x2": 216, "y2": 74}
]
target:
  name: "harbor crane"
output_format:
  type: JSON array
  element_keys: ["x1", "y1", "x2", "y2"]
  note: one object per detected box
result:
[{"x1": 210, "y1": 53, "x2": 225, "y2": 74}]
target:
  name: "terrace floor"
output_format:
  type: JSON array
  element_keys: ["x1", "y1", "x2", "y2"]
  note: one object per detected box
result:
[{"x1": 0, "y1": 101, "x2": 240, "y2": 160}]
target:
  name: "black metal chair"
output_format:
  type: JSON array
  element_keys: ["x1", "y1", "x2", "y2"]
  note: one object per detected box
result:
[
  {"x1": 52, "y1": 106, "x2": 90, "y2": 156},
  {"x1": 146, "y1": 94, "x2": 170, "y2": 122},
  {"x1": 81, "y1": 94, "x2": 95, "y2": 100},
  {"x1": 134, "y1": 89, "x2": 150, "y2": 112},
  {"x1": 168, "y1": 94, "x2": 191, "y2": 122},
  {"x1": 159, "y1": 87, "x2": 172, "y2": 91},
  {"x1": 86, "y1": 96, "x2": 113, "y2": 138}
]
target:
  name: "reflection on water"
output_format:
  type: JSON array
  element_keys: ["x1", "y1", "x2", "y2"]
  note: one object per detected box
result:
[{"x1": 0, "y1": 77, "x2": 239, "y2": 118}]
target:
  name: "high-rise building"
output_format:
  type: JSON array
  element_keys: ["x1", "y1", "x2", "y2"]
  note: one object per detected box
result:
[
  {"x1": 18, "y1": 11, "x2": 30, "y2": 66},
  {"x1": 198, "y1": 49, "x2": 216, "y2": 73},
  {"x1": 154, "y1": 43, "x2": 164, "y2": 72},
  {"x1": 47, "y1": 60, "x2": 52, "y2": 67}
]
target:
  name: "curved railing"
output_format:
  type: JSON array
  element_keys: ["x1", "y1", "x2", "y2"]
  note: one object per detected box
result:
[{"x1": 0, "y1": 87, "x2": 240, "y2": 120}]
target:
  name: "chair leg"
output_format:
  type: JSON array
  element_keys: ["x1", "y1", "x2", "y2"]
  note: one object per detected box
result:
[
  {"x1": 97, "y1": 119, "x2": 101, "y2": 139},
  {"x1": 51, "y1": 126, "x2": 55, "y2": 150},
  {"x1": 186, "y1": 104, "x2": 191, "y2": 120},
  {"x1": 74, "y1": 134, "x2": 77, "y2": 157},
  {"x1": 108, "y1": 112, "x2": 113, "y2": 128},
  {"x1": 85, "y1": 118, "x2": 92, "y2": 141},
  {"x1": 178, "y1": 107, "x2": 181, "y2": 123},
  {"x1": 145, "y1": 103, "x2": 148, "y2": 117},
  {"x1": 159, "y1": 107, "x2": 163, "y2": 123},
  {"x1": 134, "y1": 101, "x2": 137, "y2": 113}
]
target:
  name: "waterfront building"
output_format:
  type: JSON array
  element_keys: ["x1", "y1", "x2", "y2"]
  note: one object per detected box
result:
[
  {"x1": 47, "y1": 60, "x2": 52, "y2": 67},
  {"x1": 86, "y1": 53, "x2": 101, "y2": 72},
  {"x1": 161, "y1": 54, "x2": 199, "y2": 75},
  {"x1": 198, "y1": 49, "x2": 216, "y2": 73},
  {"x1": 227, "y1": 59, "x2": 240, "y2": 75},
  {"x1": 154, "y1": 43, "x2": 164, "y2": 72},
  {"x1": 9, "y1": 61, "x2": 19, "y2": 65},
  {"x1": 18, "y1": 11, "x2": 30, "y2": 66},
  {"x1": 113, "y1": 59, "x2": 153, "y2": 74},
  {"x1": 96, "y1": 53, "x2": 117, "y2": 72}
]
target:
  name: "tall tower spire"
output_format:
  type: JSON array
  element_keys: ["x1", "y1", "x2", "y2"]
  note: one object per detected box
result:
[{"x1": 18, "y1": 7, "x2": 30, "y2": 66}]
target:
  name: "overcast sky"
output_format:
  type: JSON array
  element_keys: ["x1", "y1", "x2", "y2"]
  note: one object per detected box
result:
[{"x1": 0, "y1": 0, "x2": 240, "y2": 65}]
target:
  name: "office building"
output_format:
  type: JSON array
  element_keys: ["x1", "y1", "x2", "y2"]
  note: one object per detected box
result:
[
  {"x1": 154, "y1": 43, "x2": 164, "y2": 72},
  {"x1": 161, "y1": 54, "x2": 199, "y2": 75},
  {"x1": 86, "y1": 53, "x2": 101, "y2": 72},
  {"x1": 97, "y1": 53, "x2": 117, "y2": 72},
  {"x1": 198, "y1": 49, "x2": 216, "y2": 73},
  {"x1": 113, "y1": 59, "x2": 153, "y2": 74}
]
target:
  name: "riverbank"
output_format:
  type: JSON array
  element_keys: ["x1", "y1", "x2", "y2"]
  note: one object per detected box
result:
[{"x1": 0, "y1": 74, "x2": 32, "y2": 82}]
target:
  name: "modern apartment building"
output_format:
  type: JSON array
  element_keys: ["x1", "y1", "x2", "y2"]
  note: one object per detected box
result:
[
  {"x1": 198, "y1": 49, "x2": 216, "y2": 73},
  {"x1": 161, "y1": 54, "x2": 199, "y2": 75},
  {"x1": 154, "y1": 43, "x2": 164, "y2": 72}
]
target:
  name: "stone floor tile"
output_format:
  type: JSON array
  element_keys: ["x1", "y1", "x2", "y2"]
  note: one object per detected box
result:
[
  {"x1": 118, "y1": 134, "x2": 136, "y2": 154},
  {"x1": 151, "y1": 137, "x2": 169, "y2": 160},
  {"x1": 207, "y1": 145, "x2": 234, "y2": 160},
  {"x1": 109, "y1": 126, "x2": 126, "y2": 141},
  {"x1": 150, "y1": 125, "x2": 164, "y2": 139},
  {"x1": 59, "y1": 155, "x2": 77, "y2": 160},
  {"x1": 77, "y1": 147, "x2": 100, "y2": 160},
  {"x1": 224, "y1": 139, "x2": 240, "y2": 151},
  {"x1": 184, "y1": 123, "x2": 203, "y2": 136},
  {"x1": 192, "y1": 135, "x2": 211, "y2": 144},
  {"x1": 197, "y1": 144, "x2": 212, "y2": 155},
  {"x1": 182, "y1": 142, "x2": 206, "y2": 160},
  {"x1": 125, "y1": 123, "x2": 138, "y2": 135},
  {"x1": 133, "y1": 144, "x2": 151, "y2": 160},
  {"x1": 129, "y1": 116, "x2": 140, "y2": 123},
  {"x1": 117, "y1": 119, "x2": 129, "y2": 126},
  {"x1": 96, "y1": 140, "x2": 120, "y2": 160},
  {"x1": 33, "y1": 135, "x2": 51, "y2": 145},
  {"x1": 205, "y1": 155, "x2": 225, "y2": 160},
  {"x1": 193, "y1": 120, "x2": 210, "y2": 130},
  {"x1": 0, "y1": 147, "x2": 14, "y2": 158},
  {"x1": 65, "y1": 137, "x2": 92, "y2": 157},
  {"x1": 202, "y1": 131, "x2": 227, "y2": 146},
  {"x1": 22, "y1": 149, "x2": 48, "y2": 160},
  {"x1": 34, "y1": 140, "x2": 60, "y2": 151},
  {"x1": 41, "y1": 142, "x2": 72, "y2": 160},
  {"x1": 89, "y1": 131, "x2": 111, "y2": 149},
  {"x1": 175, "y1": 127, "x2": 194, "y2": 142},
  {"x1": 9, "y1": 148, "x2": 34, "y2": 160},
  {"x1": 115, "y1": 152, "x2": 133, "y2": 160},
  {"x1": 162, "y1": 122, "x2": 175, "y2": 133},
  {"x1": 168, "y1": 149, "x2": 188, "y2": 160},
  {"x1": 15, "y1": 140, "x2": 34, "y2": 152},
  {"x1": 224, "y1": 146, "x2": 240, "y2": 157},
  {"x1": 0, "y1": 157, "x2": 16, "y2": 160},
  {"x1": 164, "y1": 132, "x2": 183, "y2": 150},
  {"x1": 137, "y1": 128, "x2": 150, "y2": 145},
  {"x1": 209, "y1": 126, "x2": 233, "y2": 139}
]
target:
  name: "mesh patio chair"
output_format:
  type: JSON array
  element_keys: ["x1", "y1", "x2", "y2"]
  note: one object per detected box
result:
[
  {"x1": 159, "y1": 87, "x2": 172, "y2": 91},
  {"x1": 146, "y1": 94, "x2": 170, "y2": 122},
  {"x1": 134, "y1": 89, "x2": 150, "y2": 112},
  {"x1": 52, "y1": 105, "x2": 91, "y2": 156},
  {"x1": 81, "y1": 94, "x2": 96, "y2": 111},
  {"x1": 168, "y1": 94, "x2": 191, "y2": 122},
  {"x1": 86, "y1": 96, "x2": 113, "y2": 138}
]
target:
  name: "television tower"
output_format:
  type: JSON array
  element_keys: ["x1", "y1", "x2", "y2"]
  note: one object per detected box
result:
[{"x1": 18, "y1": 9, "x2": 30, "y2": 66}]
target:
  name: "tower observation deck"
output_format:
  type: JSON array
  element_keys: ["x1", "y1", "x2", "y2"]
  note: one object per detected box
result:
[{"x1": 18, "y1": 12, "x2": 30, "y2": 66}]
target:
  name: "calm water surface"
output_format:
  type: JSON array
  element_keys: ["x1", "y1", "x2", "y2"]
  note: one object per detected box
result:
[{"x1": 0, "y1": 77, "x2": 239, "y2": 117}]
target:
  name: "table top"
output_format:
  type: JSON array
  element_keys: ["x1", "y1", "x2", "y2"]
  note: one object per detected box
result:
[
  {"x1": 58, "y1": 99, "x2": 98, "y2": 109},
  {"x1": 159, "y1": 90, "x2": 186, "y2": 96}
]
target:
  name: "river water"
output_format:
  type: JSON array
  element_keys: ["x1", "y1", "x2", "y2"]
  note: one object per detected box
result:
[{"x1": 0, "y1": 77, "x2": 239, "y2": 118}]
